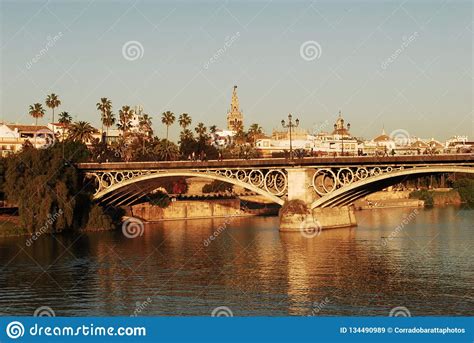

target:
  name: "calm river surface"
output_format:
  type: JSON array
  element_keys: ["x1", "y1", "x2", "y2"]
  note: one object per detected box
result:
[{"x1": 0, "y1": 206, "x2": 472, "y2": 316}]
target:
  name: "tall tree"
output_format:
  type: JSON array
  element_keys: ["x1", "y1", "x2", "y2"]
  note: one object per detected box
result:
[
  {"x1": 161, "y1": 111, "x2": 175, "y2": 141},
  {"x1": 58, "y1": 111, "x2": 72, "y2": 142},
  {"x1": 97, "y1": 97, "x2": 112, "y2": 134},
  {"x1": 178, "y1": 113, "x2": 192, "y2": 130},
  {"x1": 45, "y1": 93, "x2": 61, "y2": 125},
  {"x1": 29, "y1": 103, "x2": 45, "y2": 126},
  {"x1": 68, "y1": 121, "x2": 97, "y2": 143},
  {"x1": 139, "y1": 113, "x2": 153, "y2": 138},
  {"x1": 103, "y1": 109, "x2": 116, "y2": 143},
  {"x1": 247, "y1": 123, "x2": 263, "y2": 145},
  {"x1": 194, "y1": 122, "x2": 207, "y2": 139},
  {"x1": 117, "y1": 106, "x2": 134, "y2": 135},
  {"x1": 209, "y1": 125, "x2": 217, "y2": 134}
]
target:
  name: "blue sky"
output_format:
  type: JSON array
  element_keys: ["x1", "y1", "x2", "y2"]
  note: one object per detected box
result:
[{"x1": 1, "y1": 0, "x2": 472, "y2": 141}]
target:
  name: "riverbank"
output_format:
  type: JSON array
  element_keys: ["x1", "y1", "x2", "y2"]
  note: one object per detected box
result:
[{"x1": 354, "y1": 188, "x2": 464, "y2": 210}]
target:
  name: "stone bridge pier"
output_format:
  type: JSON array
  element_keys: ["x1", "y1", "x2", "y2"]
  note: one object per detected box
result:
[{"x1": 279, "y1": 167, "x2": 357, "y2": 233}]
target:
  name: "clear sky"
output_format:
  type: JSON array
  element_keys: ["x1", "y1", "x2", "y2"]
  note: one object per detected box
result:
[{"x1": 1, "y1": 0, "x2": 472, "y2": 141}]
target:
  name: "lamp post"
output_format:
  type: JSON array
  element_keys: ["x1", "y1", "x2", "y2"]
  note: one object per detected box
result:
[
  {"x1": 281, "y1": 113, "x2": 299, "y2": 160},
  {"x1": 334, "y1": 122, "x2": 351, "y2": 156}
]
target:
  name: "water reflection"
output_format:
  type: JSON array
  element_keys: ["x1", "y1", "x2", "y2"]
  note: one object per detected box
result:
[{"x1": 0, "y1": 207, "x2": 472, "y2": 316}]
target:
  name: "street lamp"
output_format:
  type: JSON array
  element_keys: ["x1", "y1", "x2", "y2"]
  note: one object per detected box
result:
[
  {"x1": 335, "y1": 121, "x2": 351, "y2": 156},
  {"x1": 281, "y1": 113, "x2": 299, "y2": 160}
]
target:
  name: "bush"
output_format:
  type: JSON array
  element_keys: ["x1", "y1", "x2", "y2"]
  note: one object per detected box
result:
[
  {"x1": 409, "y1": 189, "x2": 434, "y2": 207},
  {"x1": 148, "y1": 191, "x2": 171, "y2": 208},
  {"x1": 453, "y1": 178, "x2": 474, "y2": 205},
  {"x1": 202, "y1": 180, "x2": 233, "y2": 193}
]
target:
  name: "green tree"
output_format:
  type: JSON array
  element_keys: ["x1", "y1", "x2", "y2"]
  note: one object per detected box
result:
[
  {"x1": 161, "y1": 111, "x2": 175, "y2": 141},
  {"x1": 103, "y1": 109, "x2": 116, "y2": 143},
  {"x1": 45, "y1": 93, "x2": 61, "y2": 125},
  {"x1": 155, "y1": 139, "x2": 179, "y2": 161},
  {"x1": 68, "y1": 121, "x2": 97, "y2": 143},
  {"x1": 247, "y1": 123, "x2": 263, "y2": 145},
  {"x1": 58, "y1": 111, "x2": 72, "y2": 142},
  {"x1": 117, "y1": 106, "x2": 134, "y2": 135},
  {"x1": 97, "y1": 97, "x2": 112, "y2": 134},
  {"x1": 178, "y1": 113, "x2": 192, "y2": 129},
  {"x1": 29, "y1": 103, "x2": 45, "y2": 126}
]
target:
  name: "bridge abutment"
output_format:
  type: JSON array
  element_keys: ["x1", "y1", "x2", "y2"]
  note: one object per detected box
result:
[{"x1": 280, "y1": 168, "x2": 357, "y2": 232}]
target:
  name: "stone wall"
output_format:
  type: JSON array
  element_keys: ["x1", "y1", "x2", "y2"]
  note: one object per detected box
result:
[
  {"x1": 131, "y1": 199, "x2": 242, "y2": 221},
  {"x1": 312, "y1": 206, "x2": 357, "y2": 229}
]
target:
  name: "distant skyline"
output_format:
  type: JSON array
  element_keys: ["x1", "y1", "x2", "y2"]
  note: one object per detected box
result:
[{"x1": 0, "y1": 0, "x2": 472, "y2": 141}]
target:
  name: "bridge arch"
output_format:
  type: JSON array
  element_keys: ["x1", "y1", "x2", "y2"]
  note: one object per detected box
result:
[
  {"x1": 310, "y1": 166, "x2": 474, "y2": 209},
  {"x1": 91, "y1": 170, "x2": 286, "y2": 206}
]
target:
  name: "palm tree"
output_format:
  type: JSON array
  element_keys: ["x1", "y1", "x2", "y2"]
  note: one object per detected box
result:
[
  {"x1": 248, "y1": 123, "x2": 263, "y2": 145},
  {"x1": 58, "y1": 111, "x2": 72, "y2": 142},
  {"x1": 103, "y1": 109, "x2": 116, "y2": 143},
  {"x1": 117, "y1": 106, "x2": 134, "y2": 135},
  {"x1": 97, "y1": 97, "x2": 112, "y2": 133},
  {"x1": 67, "y1": 121, "x2": 97, "y2": 143},
  {"x1": 29, "y1": 103, "x2": 45, "y2": 126},
  {"x1": 194, "y1": 122, "x2": 207, "y2": 138},
  {"x1": 139, "y1": 113, "x2": 153, "y2": 138},
  {"x1": 45, "y1": 93, "x2": 61, "y2": 124},
  {"x1": 178, "y1": 113, "x2": 192, "y2": 130},
  {"x1": 179, "y1": 128, "x2": 194, "y2": 142},
  {"x1": 161, "y1": 111, "x2": 175, "y2": 141}
]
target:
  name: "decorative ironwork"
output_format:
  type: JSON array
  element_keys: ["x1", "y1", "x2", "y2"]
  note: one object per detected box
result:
[{"x1": 86, "y1": 168, "x2": 289, "y2": 199}]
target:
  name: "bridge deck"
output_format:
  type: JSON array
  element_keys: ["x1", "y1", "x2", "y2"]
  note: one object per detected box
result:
[{"x1": 77, "y1": 154, "x2": 473, "y2": 170}]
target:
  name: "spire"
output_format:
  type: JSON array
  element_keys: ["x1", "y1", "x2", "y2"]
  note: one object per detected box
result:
[
  {"x1": 382, "y1": 125, "x2": 386, "y2": 135},
  {"x1": 227, "y1": 84, "x2": 243, "y2": 131}
]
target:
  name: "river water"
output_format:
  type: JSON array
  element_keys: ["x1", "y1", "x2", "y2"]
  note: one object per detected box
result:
[{"x1": 0, "y1": 206, "x2": 472, "y2": 316}]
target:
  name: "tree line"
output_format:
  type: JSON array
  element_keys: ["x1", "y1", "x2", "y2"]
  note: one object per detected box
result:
[{"x1": 27, "y1": 93, "x2": 266, "y2": 162}]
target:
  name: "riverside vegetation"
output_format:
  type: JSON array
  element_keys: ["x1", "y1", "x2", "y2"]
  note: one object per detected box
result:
[{"x1": 0, "y1": 141, "x2": 123, "y2": 236}]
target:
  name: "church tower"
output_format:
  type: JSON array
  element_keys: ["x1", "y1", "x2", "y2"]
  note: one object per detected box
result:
[{"x1": 226, "y1": 85, "x2": 244, "y2": 131}]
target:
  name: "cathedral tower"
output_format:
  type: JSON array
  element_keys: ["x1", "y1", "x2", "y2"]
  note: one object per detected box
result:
[{"x1": 226, "y1": 85, "x2": 244, "y2": 131}]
